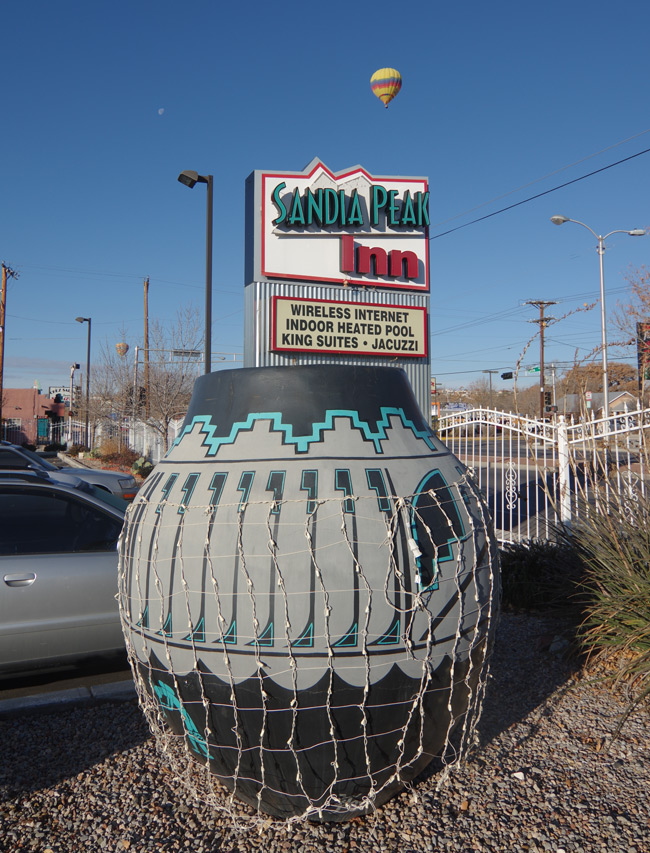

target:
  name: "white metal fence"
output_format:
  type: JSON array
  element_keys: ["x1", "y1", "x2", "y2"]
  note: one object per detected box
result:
[
  {"x1": 1, "y1": 415, "x2": 183, "y2": 464},
  {"x1": 0, "y1": 419, "x2": 25, "y2": 444},
  {"x1": 1, "y1": 418, "x2": 87, "y2": 447},
  {"x1": 9, "y1": 402, "x2": 648, "y2": 545},
  {"x1": 123, "y1": 418, "x2": 184, "y2": 464},
  {"x1": 89, "y1": 417, "x2": 184, "y2": 464},
  {"x1": 438, "y1": 405, "x2": 650, "y2": 544}
]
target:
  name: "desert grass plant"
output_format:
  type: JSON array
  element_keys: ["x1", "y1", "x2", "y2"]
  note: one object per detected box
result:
[{"x1": 560, "y1": 490, "x2": 650, "y2": 736}]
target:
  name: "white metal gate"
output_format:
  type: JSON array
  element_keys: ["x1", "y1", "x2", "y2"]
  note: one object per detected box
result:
[{"x1": 438, "y1": 405, "x2": 650, "y2": 544}]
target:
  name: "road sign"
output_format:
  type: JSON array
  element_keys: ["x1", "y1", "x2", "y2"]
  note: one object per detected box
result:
[
  {"x1": 525, "y1": 366, "x2": 540, "y2": 376},
  {"x1": 585, "y1": 391, "x2": 592, "y2": 400}
]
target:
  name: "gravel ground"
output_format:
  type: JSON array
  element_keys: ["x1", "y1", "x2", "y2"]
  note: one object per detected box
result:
[{"x1": 1, "y1": 612, "x2": 648, "y2": 852}]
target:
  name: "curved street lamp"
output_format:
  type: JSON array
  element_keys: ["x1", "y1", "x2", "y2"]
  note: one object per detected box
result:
[
  {"x1": 75, "y1": 316, "x2": 91, "y2": 448},
  {"x1": 178, "y1": 170, "x2": 213, "y2": 374},
  {"x1": 550, "y1": 215, "x2": 645, "y2": 419}
]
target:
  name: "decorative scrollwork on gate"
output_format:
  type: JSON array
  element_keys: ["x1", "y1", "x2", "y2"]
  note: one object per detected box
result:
[
  {"x1": 621, "y1": 470, "x2": 641, "y2": 523},
  {"x1": 504, "y1": 464, "x2": 519, "y2": 511}
]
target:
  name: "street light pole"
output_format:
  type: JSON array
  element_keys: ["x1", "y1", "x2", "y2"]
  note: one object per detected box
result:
[
  {"x1": 75, "y1": 316, "x2": 91, "y2": 448},
  {"x1": 551, "y1": 215, "x2": 645, "y2": 420},
  {"x1": 178, "y1": 170, "x2": 214, "y2": 375},
  {"x1": 0, "y1": 263, "x2": 19, "y2": 427},
  {"x1": 68, "y1": 362, "x2": 80, "y2": 444}
]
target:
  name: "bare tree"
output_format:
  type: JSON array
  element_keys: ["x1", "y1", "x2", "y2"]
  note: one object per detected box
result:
[
  {"x1": 559, "y1": 361, "x2": 639, "y2": 398},
  {"x1": 145, "y1": 307, "x2": 203, "y2": 451},
  {"x1": 465, "y1": 378, "x2": 492, "y2": 409},
  {"x1": 509, "y1": 383, "x2": 540, "y2": 417},
  {"x1": 91, "y1": 307, "x2": 202, "y2": 453},
  {"x1": 612, "y1": 266, "x2": 650, "y2": 341},
  {"x1": 90, "y1": 333, "x2": 135, "y2": 448}
]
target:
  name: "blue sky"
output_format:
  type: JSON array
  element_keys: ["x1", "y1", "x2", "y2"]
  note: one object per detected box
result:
[{"x1": 2, "y1": 0, "x2": 649, "y2": 395}]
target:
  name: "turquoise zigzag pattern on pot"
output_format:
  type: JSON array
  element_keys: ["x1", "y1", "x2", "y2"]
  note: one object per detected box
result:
[{"x1": 171, "y1": 408, "x2": 436, "y2": 456}]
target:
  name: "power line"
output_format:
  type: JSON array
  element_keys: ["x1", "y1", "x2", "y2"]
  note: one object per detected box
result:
[
  {"x1": 430, "y1": 146, "x2": 650, "y2": 241},
  {"x1": 431, "y1": 305, "x2": 528, "y2": 336},
  {"x1": 13, "y1": 263, "x2": 241, "y2": 295},
  {"x1": 429, "y1": 127, "x2": 650, "y2": 229}
]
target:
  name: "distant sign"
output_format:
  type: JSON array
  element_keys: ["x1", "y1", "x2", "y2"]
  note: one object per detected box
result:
[
  {"x1": 48, "y1": 385, "x2": 78, "y2": 405},
  {"x1": 525, "y1": 366, "x2": 540, "y2": 376},
  {"x1": 585, "y1": 391, "x2": 592, "y2": 400},
  {"x1": 172, "y1": 349, "x2": 203, "y2": 360},
  {"x1": 443, "y1": 402, "x2": 469, "y2": 411}
]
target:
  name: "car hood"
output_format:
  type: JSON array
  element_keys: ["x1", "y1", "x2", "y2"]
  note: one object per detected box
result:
[{"x1": 56, "y1": 467, "x2": 135, "y2": 484}]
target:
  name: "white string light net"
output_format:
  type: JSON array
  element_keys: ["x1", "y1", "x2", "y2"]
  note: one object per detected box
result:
[{"x1": 118, "y1": 469, "x2": 499, "y2": 825}]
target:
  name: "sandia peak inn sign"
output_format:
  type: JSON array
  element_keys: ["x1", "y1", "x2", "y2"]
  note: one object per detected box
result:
[
  {"x1": 245, "y1": 158, "x2": 430, "y2": 291},
  {"x1": 243, "y1": 158, "x2": 432, "y2": 414}
]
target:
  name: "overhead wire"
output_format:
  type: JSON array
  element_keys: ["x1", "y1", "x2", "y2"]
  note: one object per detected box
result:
[
  {"x1": 430, "y1": 127, "x2": 650, "y2": 229},
  {"x1": 431, "y1": 305, "x2": 529, "y2": 337},
  {"x1": 429, "y1": 146, "x2": 650, "y2": 241}
]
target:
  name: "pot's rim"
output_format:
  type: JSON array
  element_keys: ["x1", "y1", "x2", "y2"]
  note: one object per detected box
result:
[{"x1": 184, "y1": 365, "x2": 429, "y2": 437}]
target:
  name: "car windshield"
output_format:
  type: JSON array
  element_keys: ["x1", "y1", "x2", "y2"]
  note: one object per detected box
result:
[
  {"x1": 18, "y1": 446, "x2": 58, "y2": 471},
  {"x1": 68, "y1": 478, "x2": 128, "y2": 513},
  {"x1": 85, "y1": 483, "x2": 129, "y2": 513}
]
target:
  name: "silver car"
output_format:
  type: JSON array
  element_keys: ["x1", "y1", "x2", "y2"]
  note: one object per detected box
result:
[
  {"x1": 0, "y1": 469, "x2": 126, "y2": 673},
  {"x1": 0, "y1": 441, "x2": 139, "y2": 501}
]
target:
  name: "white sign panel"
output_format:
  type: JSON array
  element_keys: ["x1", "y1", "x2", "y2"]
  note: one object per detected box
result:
[
  {"x1": 271, "y1": 296, "x2": 428, "y2": 358},
  {"x1": 246, "y1": 158, "x2": 429, "y2": 291},
  {"x1": 48, "y1": 386, "x2": 77, "y2": 405}
]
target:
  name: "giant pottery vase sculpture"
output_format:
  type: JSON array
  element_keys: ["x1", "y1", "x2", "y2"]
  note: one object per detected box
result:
[{"x1": 119, "y1": 365, "x2": 498, "y2": 821}]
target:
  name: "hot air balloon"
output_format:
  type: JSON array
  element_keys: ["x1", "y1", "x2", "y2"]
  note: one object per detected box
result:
[
  {"x1": 116, "y1": 342, "x2": 129, "y2": 358},
  {"x1": 370, "y1": 67, "x2": 402, "y2": 108}
]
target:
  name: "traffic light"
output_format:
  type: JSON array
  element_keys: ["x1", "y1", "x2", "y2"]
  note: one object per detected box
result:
[{"x1": 501, "y1": 371, "x2": 513, "y2": 380}]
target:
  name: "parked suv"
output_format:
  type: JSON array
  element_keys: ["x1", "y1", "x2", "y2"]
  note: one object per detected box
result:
[
  {"x1": 0, "y1": 440, "x2": 139, "y2": 500},
  {"x1": 0, "y1": 469, "x2": 126, "y2": 673}
]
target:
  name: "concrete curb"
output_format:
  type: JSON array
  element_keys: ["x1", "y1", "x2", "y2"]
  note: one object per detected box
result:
[
  {"x1": 56, "y1": 452, "x2": 91, "y2": 469},
  {"x1": 0, "y1": 679, "x2": 137, "y2": 719}
]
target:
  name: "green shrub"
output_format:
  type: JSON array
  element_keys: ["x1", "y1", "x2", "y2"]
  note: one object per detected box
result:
[
  {"x1": 67, "y1": 443, "x2": 87, "y2": 457},
  {"x1": 499, "y1": 537, "x2": 584, "y2": 613},
  {"x1": 132, "y1": 456, "x2": 154, "y2": 478},
  {"x1": 99, "y1": 447, "x2": 139, "y2": 468}
]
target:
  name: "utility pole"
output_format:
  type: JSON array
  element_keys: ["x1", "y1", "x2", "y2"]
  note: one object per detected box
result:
[
  {"x1": 526, "y1": 300, "x2": 557, "y2": 419},
  {"x1": 0, "y1": 263, "x2": 19, "y2": 426},
  {"x1": 144, "y1": 277, "x2": 150, "y2": 419}
]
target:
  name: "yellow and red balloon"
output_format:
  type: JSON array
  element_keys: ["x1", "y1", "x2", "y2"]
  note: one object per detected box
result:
[{"x1": 370, "y1": 67, "x2": 402, "y2": 108}]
